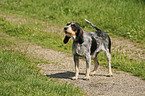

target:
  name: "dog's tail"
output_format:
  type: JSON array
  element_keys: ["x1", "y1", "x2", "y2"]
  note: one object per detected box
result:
[{"x1": 85, "y1": 19, "x2": 101, "y2": 31}]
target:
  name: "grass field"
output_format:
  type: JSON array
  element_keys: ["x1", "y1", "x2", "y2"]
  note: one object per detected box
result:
[
  {"x1": 0, "y1": 49, "x2": 83, "y2": 96},
  {"x1": 0, "y1": 0, "x2": 145, "y2": 95},
  {"x1": 0, "y1": 0, "x2": 144, "y2": 44}
]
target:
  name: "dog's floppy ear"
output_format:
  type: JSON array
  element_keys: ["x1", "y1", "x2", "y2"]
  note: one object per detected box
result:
[
  {"x1": 76, "y1": 28, "x2": 84, "y2": 44},
  {"x1": 63, "y1": 36, "x2": 71, "y2": 44}
]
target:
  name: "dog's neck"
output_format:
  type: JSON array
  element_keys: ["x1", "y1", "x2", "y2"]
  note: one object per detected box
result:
[
  {"x1": 72, "y1": 31, "x2": 84, "y2": 44},
  {"x1": 72, "y1": 35, "x2": 76, "y2": 40}
]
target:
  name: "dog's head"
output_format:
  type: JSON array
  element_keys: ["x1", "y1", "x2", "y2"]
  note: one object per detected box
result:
[{"x1": 63, "y1": 22, "x2": 84, "y2": 44}]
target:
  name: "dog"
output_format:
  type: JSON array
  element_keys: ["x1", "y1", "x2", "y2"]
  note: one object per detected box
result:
[{"x1": 63, "y1": 19, "x2": 113, "y2": 80}]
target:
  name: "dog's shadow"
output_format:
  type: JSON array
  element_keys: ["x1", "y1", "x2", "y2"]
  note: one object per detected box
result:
[
  {"x1": 46, "y1": 71, "x2": 85, "y2": 79},
  {"x1": 46, "y1": 71, "x2": 108, "y2": 80}
]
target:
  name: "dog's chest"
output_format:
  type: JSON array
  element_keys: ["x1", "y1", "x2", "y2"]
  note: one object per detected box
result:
[{"x1": 72, "y1": 43, "x2": 89, "y2": 56}]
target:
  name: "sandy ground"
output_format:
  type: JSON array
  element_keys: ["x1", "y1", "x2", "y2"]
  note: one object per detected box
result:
[{"x1": 20, "y1": 42, "x2": 145, "y2": 96}]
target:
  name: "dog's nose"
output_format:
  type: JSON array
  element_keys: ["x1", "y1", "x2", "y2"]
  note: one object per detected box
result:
[{"x1": 64, "y1": 27, "x2": 68, "y2": 30}]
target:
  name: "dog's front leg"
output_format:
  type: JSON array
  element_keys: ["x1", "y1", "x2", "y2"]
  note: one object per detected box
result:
[
  {"x1": 72, "y1": 55, "x2": 79, "y2": 80},
  {"x1": 84, "y1": 54, "x2": 91, "y2": 80}
]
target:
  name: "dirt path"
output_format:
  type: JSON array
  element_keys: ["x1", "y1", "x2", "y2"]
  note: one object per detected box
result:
[
  {"x1": 111, "y1": 37, "x2": 145, "y2": 60},
  {"x1": 15, "y1": 42, "x2": 144, "y2": 96}
]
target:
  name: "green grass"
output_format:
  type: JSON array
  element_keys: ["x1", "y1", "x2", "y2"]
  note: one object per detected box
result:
[
  {"x1": 0, "y1": 0, "x2": 144, "y2": 44},
  {"x1": 0, "y1": 17, "x2": 71, "y2": 53},
  {"x1": 0, "y1": 49, "x2": 83, "y2": 96},
  {"x1": 0, "y1": 0, "x2": 145, "y2": 95}
]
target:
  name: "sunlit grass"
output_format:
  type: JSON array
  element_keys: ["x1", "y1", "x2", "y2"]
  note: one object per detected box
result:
[
  {"x1": 0, "y1": 0, "x2": 144, "y2": 95},
  {"x1": 0, "y1": 49, "x2": 83, "y2": 96},
  {"x1": 0, "y1": 0, "x2": 144, "y2": 43}
]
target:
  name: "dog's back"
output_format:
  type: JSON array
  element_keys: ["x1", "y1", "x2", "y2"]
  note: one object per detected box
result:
[
  {"x1": 85, "y1": 19, "x2": 111, "y2": 55},
  {"x1": 89, "y1": 30, "x2": 111, "y2": 57}
]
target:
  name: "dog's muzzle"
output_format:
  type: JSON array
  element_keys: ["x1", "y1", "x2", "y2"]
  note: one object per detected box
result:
[{"x1": 64, "y1": 27, "x2": 70, "y2": 34}]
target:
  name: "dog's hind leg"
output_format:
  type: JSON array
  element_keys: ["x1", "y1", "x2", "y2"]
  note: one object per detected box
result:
[{"x1": 105, "y1": 50, "x2": 113, "y2": 77}]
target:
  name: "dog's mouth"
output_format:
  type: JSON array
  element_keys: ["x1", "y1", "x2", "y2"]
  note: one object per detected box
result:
[
  {"x1": 64, "y1": 27, "x2": 72, "y2": 34},
  {"x1": 64, "y1": 27, "x2": 76, "y2": 36},
  {"x1": 64, "y1": 31, "x2": 72, "y2": 37},
  {"x1": 65, "y1": 31, "x2": 71, "y2": 34}
]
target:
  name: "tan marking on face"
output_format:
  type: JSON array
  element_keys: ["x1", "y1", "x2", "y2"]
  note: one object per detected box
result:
[{"x1": 65, "y1": 24, "x2": 76, "y2": 36}]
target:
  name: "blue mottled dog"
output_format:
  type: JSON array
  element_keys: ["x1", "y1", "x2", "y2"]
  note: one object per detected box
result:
[{"x1": 63, "y1": 19, "x2": 113, "y2": 80}]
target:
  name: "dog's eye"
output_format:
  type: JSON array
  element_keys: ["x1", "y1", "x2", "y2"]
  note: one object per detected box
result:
[
  {"x1": 71, "y1": 25, "x2": 75, "y2": 27},
  {"x1": 71, "y1": 23, "x2": 76, "y2": 27},
  {"x1": 71, "y1": 24, "x2": 77, "y2": 31}
]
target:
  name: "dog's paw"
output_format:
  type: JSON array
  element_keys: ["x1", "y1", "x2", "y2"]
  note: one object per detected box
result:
[
  {"x1": 72, "y1": 76, "x2": 78, "y2": 80},
  {"x1": 83, "y1": 76, "x2": 90, "y2": 80},
  {"x1": 90, "y1": 71, "x2": 96, "y2": 76},
  {"x1": 107, "y1": 72, "x2": 113, "y2": 77}
]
